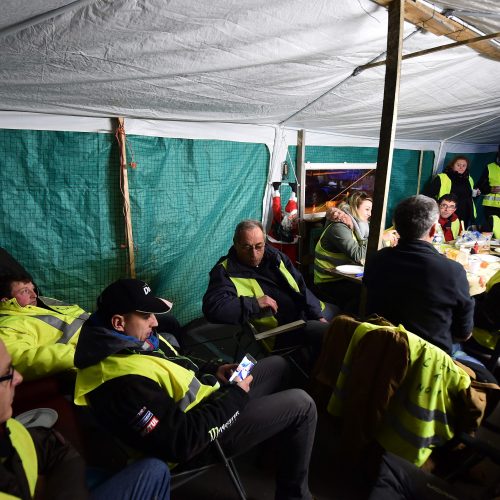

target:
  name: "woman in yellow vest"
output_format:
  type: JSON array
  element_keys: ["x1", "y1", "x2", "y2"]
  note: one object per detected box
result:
[
  {"x1": 425, "y1": 155, "x2": 479, "y2": 228},
  {"x1": 314, "y1": 191, "x2": 396, "y2": 311}
]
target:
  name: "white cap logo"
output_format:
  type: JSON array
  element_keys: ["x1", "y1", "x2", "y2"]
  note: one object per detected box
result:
[{"x1": 143, "y1": 285, "x2": 151, "y2": 295}]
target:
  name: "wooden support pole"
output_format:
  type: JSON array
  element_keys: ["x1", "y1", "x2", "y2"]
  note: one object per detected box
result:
[
  {"x1": 416, "y1": 150, "x2": 424, "y2": 194},
  {"x1": 367, "y1": 0, "x2": 404, "y2": 256},
  {"x1": 361, "y1": 0, "x2": 404, "y2": 315},
  {"x1": 116, "y1": 117, "x2": 136, "y2": 278},
  {"x1": 297, "y1": 129, "x2": 306, "y2": 271}
]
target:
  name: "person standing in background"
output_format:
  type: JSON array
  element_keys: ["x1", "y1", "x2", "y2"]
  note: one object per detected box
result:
[{"x1": 425, "y1": 155, "x2": 479, "y2": 228}]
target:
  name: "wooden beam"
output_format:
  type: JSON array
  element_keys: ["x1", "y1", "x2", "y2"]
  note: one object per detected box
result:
[
  {"x1": 366, "y1": 0, "x2": 404, "y2": 264},
  {"x1": 357, "y1": 31, "x2": 500, "y2": 72},
  {"x1": 116, "y1": 117, "x2": 136, "y2": 278},
  {"x1": 373, "y1": 0, "x2": 500, "y2": 61}
]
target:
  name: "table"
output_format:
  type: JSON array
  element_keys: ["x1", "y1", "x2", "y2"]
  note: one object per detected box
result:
[
  {"x1": 325, "y1": 267, "x2": 363, "y2": 284},
  {"x1": 440, "y1": 244, "x2": 500, "y2": 296}
]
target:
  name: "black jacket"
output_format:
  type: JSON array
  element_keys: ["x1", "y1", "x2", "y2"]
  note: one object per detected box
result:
[
  {"x1": 363, "y1": 240, "x2": 474, "y2": 354},
  {"x1": 74, "y1": 315, "x2": 248, "y2": 464},
  {"x1": 202, "y1": 245, "x2": 323, "y2": 326}
]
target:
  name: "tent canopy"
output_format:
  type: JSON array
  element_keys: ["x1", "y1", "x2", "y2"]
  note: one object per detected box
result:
[{"x1": 1, "y1": 0, "x2": 499, "y2": 145}]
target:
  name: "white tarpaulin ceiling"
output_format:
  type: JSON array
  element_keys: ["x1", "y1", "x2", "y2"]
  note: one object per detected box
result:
[{"x1": 0, "y1": 0, "x2": 499, "y2": 145}]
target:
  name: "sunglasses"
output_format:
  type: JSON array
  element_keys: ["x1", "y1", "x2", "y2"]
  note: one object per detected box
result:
[{"x1": 0, "y1": 365, "x2": 15, "y2": 385}]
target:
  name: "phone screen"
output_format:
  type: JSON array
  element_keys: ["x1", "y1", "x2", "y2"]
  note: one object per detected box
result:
[{"x1": 229, "y1": 353, "x2": 257, "y2": 383}]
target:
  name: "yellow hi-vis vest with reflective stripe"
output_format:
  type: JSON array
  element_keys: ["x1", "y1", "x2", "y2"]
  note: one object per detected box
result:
[
  {"x1": 437, "y1": 173, "x2": 476, "y2": 218},
  {"x1": 74, "y1": 340, "x2": 219, "y2": 412},
  {"x1": 314, "y1": 224, "x2": 356, "y2": 284},
  {"x1": 221, "y1": 258, "x2": 315, "y2": 350},
  {"x1": 0, "y1": 298, "x2": 88, "y2": 381},
  {"x1": 327, "y1": 322, "x2": 470, "y2": 466},
  {"x1": 1, "y1": 419, "x2": 38, "y2": 499},
  {"x1": 493, "y1": 215, "x2": 500, "y2": 240},
  {"x1": 450, "y1": 217, "x2": 461, "y2": 239},
  {"x1": 482, "y1": 163, "x2": 500, "y2": 208},
  {"x1": 472, "y1": 270, "x2": 500, "y2": 350}
]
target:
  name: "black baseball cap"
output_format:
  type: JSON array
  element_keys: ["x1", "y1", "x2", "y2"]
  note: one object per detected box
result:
[{"x1": 97, "y1": 279, "x2": 172, "y2": 317}]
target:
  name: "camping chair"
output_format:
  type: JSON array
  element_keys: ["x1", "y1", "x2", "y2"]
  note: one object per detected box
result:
[
  {"x1": 80, "y1": 405, "x2": 247, "y2": 499},
  {"x1": 313, "y1": 314, "x2": 500, "y2": 469},
  {"x1": 464, "y1": 329, "x2": 500, "y2": 373}
]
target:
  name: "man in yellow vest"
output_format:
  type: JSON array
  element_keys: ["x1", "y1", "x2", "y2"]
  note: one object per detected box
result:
[
  {"x1": 477, "y1": 145, "x2": 500, "y2": 221},
  {"x1": 74, "y1": 278, "x2": 317, "y2": 500},
  {"x1": 203, "y1": 219, "x2": 337, "y2": 355},
  {"x1": 0, "y1": 273, "x2": 89, "y2": 381},
  {"x1": 437, "y1": 194, "x2": 462, "y2": 241},
  {"x1": 0, "y1": 338, "x2": 172, "y2": 499}
]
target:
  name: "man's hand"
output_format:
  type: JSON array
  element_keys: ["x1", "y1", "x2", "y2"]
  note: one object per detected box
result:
[
  {"x1": 257, "y1": 295, "x2": 278, "y2": 314},
  {"x1": 236, "y1": 374, "x2": 253, "y2": 393},
  {"x1": 319, "y1": 317, "x2": 329, "y2": 323},
  {"x1": 382, "y1": 229, "x2": 400, "y2": 247},
  {"x1": 215, "y1": 363, "x2": 238, "y2": 384}
]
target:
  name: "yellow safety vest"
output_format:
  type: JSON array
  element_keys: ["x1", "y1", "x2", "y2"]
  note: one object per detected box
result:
[
  {"x1": 492, "y1": 215, "x2": 500, "y2": 240},
  {"x1": 450, "y1": 218, "x2": 461, "y2": 239},
  {"x1": 328, "y1": 322, "x2": 470, "y2": 466},
  {"x1": 472, "y1": 270, "x2": 500, "y2": 350},
  {"x1": 221, "y1": 258, "x2": 321, "y2": 349},
  {"x1": 0, "y1": 298, "x2": 87, "y2": 380},
  {"x1": 482, "y1": 163, "x2": 500, "y2": 208},
  {"x1": 74, "y1": 341, "x2": 219, "y2": 412},
  {"x1": 437, "y1": 173, "x2": 477, "y2": 218},
  {"x1": 0, "y1": 419, "x2": 38, "y2": 499},
  {"x1": 314, "y1": 224, "x2": 357, "y2": 284}
]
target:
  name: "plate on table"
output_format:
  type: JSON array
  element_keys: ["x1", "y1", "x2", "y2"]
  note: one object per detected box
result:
[
  {"x1": 495, "y1": 248, "x2": 500, "y2": 254},
  {"x1": 15, "y1": 408, "x2": 58, "y2": 428},
  {"x1": 476, "y1": 254, "x2": 500, "y2": 263},
  {"x1": 336, "y1": 265, "x2": 364, "y2": 275}
]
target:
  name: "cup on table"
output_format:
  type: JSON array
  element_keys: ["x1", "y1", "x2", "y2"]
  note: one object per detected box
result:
[
  {"x1": 481, "y1": 232, "x2": 492, "y2": 253},
  {"x1": 468, "y1": 257, "x2": 480, "y2": 274}
]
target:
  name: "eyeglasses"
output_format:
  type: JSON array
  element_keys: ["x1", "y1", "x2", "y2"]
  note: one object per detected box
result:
[
  {"x1": 0, "y1": 365, "x2": 14, "y2": 385},
  {"x1": 440, "y1": 204, "x2": 456, "y2": 210},
  {"x1": 237, "y1": 243, "x2": 265, "y2": 252}
]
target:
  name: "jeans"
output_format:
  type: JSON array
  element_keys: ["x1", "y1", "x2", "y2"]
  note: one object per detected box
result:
[
  {"x1": 90, "y1": 458, "x2": 171, "y2": 500},
  {"x1": 219, "y1": 356, "x2": 317, "y2": 500}
]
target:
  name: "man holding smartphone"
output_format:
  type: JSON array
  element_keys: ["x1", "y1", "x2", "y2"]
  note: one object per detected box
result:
[{"x1": 74, "y1": 279, "x2": 317, "y2": 500}]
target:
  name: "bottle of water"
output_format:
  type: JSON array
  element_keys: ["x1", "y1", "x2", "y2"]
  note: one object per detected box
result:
[{"x1": 432, "y1": 225, "x2": 444, "y2": 252}]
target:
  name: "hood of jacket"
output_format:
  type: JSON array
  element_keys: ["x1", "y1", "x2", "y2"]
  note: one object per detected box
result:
[{"x1": 74, "y1": 312, "x2": 159, "y2": 369}]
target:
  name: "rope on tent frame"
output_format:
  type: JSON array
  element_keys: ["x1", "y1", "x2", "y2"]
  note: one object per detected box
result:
[{"x1": 115, "y1": 117, "x2": 137, "y2": 278}]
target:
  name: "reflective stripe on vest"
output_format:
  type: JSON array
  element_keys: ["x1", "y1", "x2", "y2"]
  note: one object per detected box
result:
[
  {"x1": 438, "y1": 173, "x2": 477, "y2": 218},
  {"x1": 472, "y1": 270, "x2": 500, "y2": 350},
  {"x1": 74, "y1": 352, "x2": 219, "y2": 413},
  {"x1": 6, "y1": 419, "x2": 38, "y2": 497},
  {"x1": 25, "y1": 314, "x2": 86, "y2": 344},
  {"x1": 482, "y1": 163, "x2": 500, "y2": 208},
  {"x1": 327, "y1": 322, "x2": 470, "y2": 466},
  {"x1": 314, "y1": 224, "x2": 356, "y2": 284}
]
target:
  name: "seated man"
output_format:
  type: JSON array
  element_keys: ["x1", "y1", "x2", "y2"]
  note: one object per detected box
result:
[
  {"x1": 203, "y1": 219, "x2": 336, "y2": 352},
  {"x1": 74, "y1": 279, "x2": 317, "y2": 500},
  {"x1": 437, "y1": 193, "x2": 462, "y2": 241},
  {"x1": 0, "y1": 338, "x2": 171, "y2": 500},
  {"x1": 0, "y1": 273, "x2": 89, "y2": 380},
  {"x1": 363, "y1": 196, "x2": 478, "y2": 369}
]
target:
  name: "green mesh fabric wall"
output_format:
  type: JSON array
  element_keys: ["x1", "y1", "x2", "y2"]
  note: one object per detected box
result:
[
  {"x1": 0, "y1": 129, "x2": 126, "y2": 311},
  {"x1": 288, "y1": 146, "x2": 435, "y2": 226},
  {"x1": 126, "y1": 136, "x2": 269, "y2": 323},
  {"x1": 0, "y1": 129, "x2": 269, "y2": 323},
  {"x1": 441, "y1": 152, "x2": 497, "y2": 226}
]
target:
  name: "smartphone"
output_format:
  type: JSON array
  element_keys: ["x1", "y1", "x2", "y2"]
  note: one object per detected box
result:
[{"x1": 229, "y1": 353, "x2": 257, "y2": 383}]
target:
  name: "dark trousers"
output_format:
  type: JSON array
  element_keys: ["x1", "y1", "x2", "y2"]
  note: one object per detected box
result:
[{"x1": 219, "y1": 356, "x2": 317, "y2": 500}]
